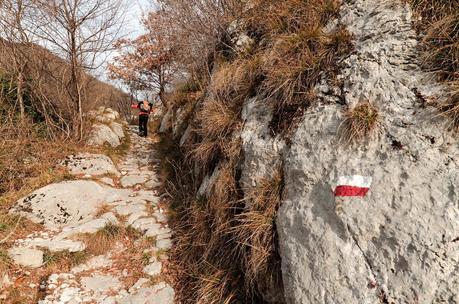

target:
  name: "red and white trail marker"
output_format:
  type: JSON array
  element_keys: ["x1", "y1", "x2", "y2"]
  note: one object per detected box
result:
[{"x1": 334, "y1": 175, "x2": 372, "y2": 197}]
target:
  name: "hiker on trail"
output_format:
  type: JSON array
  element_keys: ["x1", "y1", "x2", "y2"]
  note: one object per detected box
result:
[{"x1": 133, "y1": 99, "x2": 154, "y2": 137}]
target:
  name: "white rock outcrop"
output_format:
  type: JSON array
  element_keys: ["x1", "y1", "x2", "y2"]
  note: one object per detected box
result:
[
  {"x1": 11, "y1": 180, "x2": 111, "y2": 227},
  {"x1": 88, "y1": 107, "x2": 125, "y2": 147},
  {"x1": 88, "y1": 124, "x2": 121, "y2": 147},
  {"x1": 62, "y1": 153, "x2": 120, "y2": 177},
  {"x1": 274, "y1": 1, "x2": 459, "y2": 303}
]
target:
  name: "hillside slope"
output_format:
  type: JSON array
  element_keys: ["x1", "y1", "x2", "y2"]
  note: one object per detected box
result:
[{"x1": 0, "y1": 41, "x2": 129, "y2": 120}]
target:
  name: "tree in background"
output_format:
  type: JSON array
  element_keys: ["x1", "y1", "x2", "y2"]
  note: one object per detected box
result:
[
  {"x1": 33, "y1": 0, "x2": 125, "y2": 139},
  {"x1": 0, "y1": 0, "x2": 34, "y2": 123},
  {"x1": 108, "y1": 10, "x2": 176, "y2": 107}
]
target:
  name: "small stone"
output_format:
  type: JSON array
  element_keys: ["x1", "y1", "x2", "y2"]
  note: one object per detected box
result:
[
  {"x1": 8, "y1": 247, "x2": 43, "y2": 268},
  {"x1": 59, "y1": 287, "x2": 80, "y2": 302},
  {"x1": 81, "y1": 275, "x2": 121, "y2": 293},
  {"x1": 156, "y1": 239, "x2": 172, "y2": 250},
  {"x1": 143, "y1": 261, "x2": 162, "y2": 276},
  {"x1": 120, "y1": 175, "x2": 148, "y2": 188}
]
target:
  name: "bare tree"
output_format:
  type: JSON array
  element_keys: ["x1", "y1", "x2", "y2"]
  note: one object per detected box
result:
[
  {"x1": 0, "y1": 0, "x2": 34, "y2": 123},
  {"x1": 33, "y1": 0, "x2": 125, "y2": 139}
]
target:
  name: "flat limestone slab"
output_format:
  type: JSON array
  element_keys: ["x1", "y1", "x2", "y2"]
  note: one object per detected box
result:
[
  {"x1": 120, "y1": 175, "x2": 148, "y2": 187},
  {"x1": 62, "y1": 153, "x2": 120, "y2": 177},
  {"x1": 80, "y1": 274, "x2": 121, "y2": 293},
  {"x1": 8, "y1": 247, "x2": 44, "y2": 268},
  {"x1": 118, "y1": 283, "x2": 174, "y2": 304},
  {"x1": 11, "y1": 180, "x2": 110, "y2": 228}
]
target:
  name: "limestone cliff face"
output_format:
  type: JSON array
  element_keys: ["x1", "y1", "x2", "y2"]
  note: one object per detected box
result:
[
  {"x1": 162, "y1": 0, "x2": 459, "y2": 303},
  {"x1": 276, "y1": 1, "x2": 459, "y2": 303}
]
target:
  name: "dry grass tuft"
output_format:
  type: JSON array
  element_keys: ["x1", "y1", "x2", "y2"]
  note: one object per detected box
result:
[
  {"x1": 94, "y1": 204, "x2": 112, "y2": 217},
  {"x1": 231, "y1": 168, "x2": 284, "y2": 295},
  {"x1": 410, "y1": 0, "x2": 459, "y2": 81},
  {"x1": 43, "y1": 250, "x2": 89, "y2": 269},
  {"x1": 211, "y1": 57, "x2": 262, "y2": 103},
  {"x1": 195, "y1": 268, "x2": 238, "y2": 304},
  {"x1": 341, "y1": 102, "x2": 380, "y2": 143},
  {"x1": 409, "y1": 0, "x2": 459, "y2": 131},
  {"x1": 437, "y1": 89, "x2": 459, "y2": 130},
  {"x1": 198, "y1": 98, "x2": 242, "y2": 139},
  {"x1": 77, "y1": 223, "x2": 122, "y2": 256}
]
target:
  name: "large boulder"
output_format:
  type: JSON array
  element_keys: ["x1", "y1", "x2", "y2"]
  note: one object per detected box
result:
[
  {"x1": 62, "y1": 153, "x2": 120, "y2": 177},
  {"x1": 276, "y1": 1, "x2": 459, "y2": 303},
  {"x1": 88, "y1": 124, "x2": 121, "y2": 147},
  {"x1": 109, "y1": 121, "x2": 125, "y2": 139},
  {"x1": 10, "y1": 180, "x2": 111, "y2": 227},
  {"x1": 87, "y1": 107, "x2": 125, "y2": 147}
]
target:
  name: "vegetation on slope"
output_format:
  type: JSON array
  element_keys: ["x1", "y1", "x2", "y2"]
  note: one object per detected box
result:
[
  {"x1": 137, "y1": 0, "x2": 353, "y2": 303},
  {"x1": 409, "y1": 0, "x2": 459, "y2": 129}
]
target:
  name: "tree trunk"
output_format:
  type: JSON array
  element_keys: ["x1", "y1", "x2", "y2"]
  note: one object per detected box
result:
[{"x1": 17, "y1": 71, "x2": 25, "y2": 123}]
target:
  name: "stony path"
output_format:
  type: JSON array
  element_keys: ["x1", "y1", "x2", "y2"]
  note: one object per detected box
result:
[{"x1": 6, "y1": 127, "x2": 174, "y2": 304}]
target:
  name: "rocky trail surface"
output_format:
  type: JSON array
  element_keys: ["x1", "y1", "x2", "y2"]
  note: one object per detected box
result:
[{"x1": 3, "y1": 126, "x2": 174, "y2": 304}]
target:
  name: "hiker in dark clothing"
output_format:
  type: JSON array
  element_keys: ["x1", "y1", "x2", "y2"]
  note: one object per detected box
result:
[{"x1": 136, "y1": 100, "x2": 154, "y2": 137}]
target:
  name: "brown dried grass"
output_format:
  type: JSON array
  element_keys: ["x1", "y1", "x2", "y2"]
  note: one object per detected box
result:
[
  {"x1": 340, "y1": 102, "x2": 380, "y2": 143},
  {"x1": 77, "y1": 223, "x2": 122, "y2": 256}
]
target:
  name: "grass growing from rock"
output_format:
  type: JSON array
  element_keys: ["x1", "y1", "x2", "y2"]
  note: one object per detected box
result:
[
  {"x1": 408, "y1": 0, "x2": 459, "y2": 130},
  {"x1": 341, "y1": 102, "x2": 380, "y2": 143},
  {"x1": 77, "y1": 223, "x2": 122, "y2": 256},
  {"x1": 158, "y1": 0, "x2": 354, "y2": 302},
  {"x1": 42, "y1": 250, "x2": 89, "y2": 269}
]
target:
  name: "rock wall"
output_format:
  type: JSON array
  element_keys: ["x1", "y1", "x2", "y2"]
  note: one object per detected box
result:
[
  {"x1": 159, "y1": 1, "x2": 459, "y2": 302},
  {"x1": 277, "y1": 1, "x2": 459, "y2": 303}
]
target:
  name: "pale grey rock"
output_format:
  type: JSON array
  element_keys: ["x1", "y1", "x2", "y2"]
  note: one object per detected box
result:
[
  {"x1": 127, "y1": 211, "x2": 149, "y2": 226},
  {"x1": 100, "y1": 212, "x2": 118, "y2": 223},
  {"x1": 118, "y1": 283, "x2": 174, "y2": 304},
  {"x1": 144, "y1": 179, "x2": 161, "y2": 190},
  {"x1": 120, "y1": 175, "x2": 148, "y2": 187},
  {"x1": 277, "y1": 1, "x2": 459, "y2": 303},
  {"x1": 8, "y1": 247, "x2": 43, "y2": 268},
  {"x1": 197, "y1": 166, "x2": 220, "y2": 197},
  {"x1": 11, "y1": 180, "x2": 109, "y2": 227},
  {"x1": 131, "y1": 217, "x2": 157, "y2": 232},
  {"x1": 56, "y1": 216, "x2": 118, "y2": 240},
  {"x1": 153, "y1": 212, "x2": 168, "y2": 223},
  {"x1": 63, "y1": 153, "x2": 120, "y2": 177},
  {"x1": 144, "y1": 224, "x2": 163, "y2": 237},
  {"x1": 128, "y1": 278, "x2": 150, "y2": 293},
  {"x1": 179, "y1": 124, "x2": 192, "y2": 147},
  {"x1": 156, "y1": 238, "x2": 172, "y2": 250},
  {"x1": 99, "y1": 297, "x2": 116, "y2": 304},
  {"x1": 80, "y1": 275, "x2": 121, "y2": 293},
  {"x1": 114, "y1": 204, "x2": 146, "y2": 217},
  {"x1": 159, "y1": 108, "x2": 173, "y2": 133},
  {"x1": 241, "y1": 97, "x2": 285, "y2": 189},
  {"x1": 59, "y1": 287, "x2": 80, "y2": 302},
  {"x1": 71, "y1": 255, "x2": 112, "y2": 273},
  {"x1": 27, "y1": 239, "x2": 85, "y2": 253},
  {"x1": 110, "y1": 121, "x2": 125, "y2": 139},
  {"x1": 100, "y1": 177, "x2": 115, "y2": 186},
  {"x1": 88, "y1": 124, "x2": 121, "y2": 147},
  {"x1": 143, "y1": 261, "x2": 162, "y2": 276}
]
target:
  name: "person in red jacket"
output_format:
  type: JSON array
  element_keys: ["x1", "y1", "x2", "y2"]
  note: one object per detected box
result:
[{"x1": 132, "y1": 100, "x2": 154, "y2": 137}]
